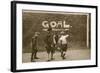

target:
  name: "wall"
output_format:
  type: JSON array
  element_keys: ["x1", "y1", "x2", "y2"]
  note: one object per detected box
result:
[{"x1": 23, "y1": 12, "x2": 88, "y2": 52}]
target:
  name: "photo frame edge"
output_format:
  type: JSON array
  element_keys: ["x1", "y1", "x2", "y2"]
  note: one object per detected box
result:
[{"x1": 11, "y1": 1, "x2": 98, "y2": 72}]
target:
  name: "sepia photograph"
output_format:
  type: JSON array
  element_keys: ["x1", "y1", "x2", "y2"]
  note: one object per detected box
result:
[
  {"x1": 11, "y1": 1, "x2": 97, "y2": 72},
  {"x1": 22, "y1": 10, "x2": 91, "y2": 63}
]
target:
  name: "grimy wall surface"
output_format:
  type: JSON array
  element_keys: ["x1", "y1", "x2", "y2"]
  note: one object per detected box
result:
[{"x1": 22, "y1": 10, "x2": 90, "y2": 53}]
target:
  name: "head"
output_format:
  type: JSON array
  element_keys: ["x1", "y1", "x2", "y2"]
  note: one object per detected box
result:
[
  {"x1": 47, "y1": 27, "x2": 52, "y2": 34},
  {"x1": 60, "y1": 31, "x2": 65, "y2": 35},
  {"x1": 34, "y1": 32, "x2": 40, "y2": 37},
  {"x1": 65, "y1": 30, "x2": 69, "y2": 34}
]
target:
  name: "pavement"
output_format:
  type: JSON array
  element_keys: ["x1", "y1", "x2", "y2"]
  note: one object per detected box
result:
[{"x1": 22, "y1": 48, "x2": 90, "y2": 63}]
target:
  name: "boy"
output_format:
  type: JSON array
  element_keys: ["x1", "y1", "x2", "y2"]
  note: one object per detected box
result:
[
  {"x1": 58, "y1": 31, "x2": 69, "y2": 59},
  {"x1": 31, "y1": 32, "x2": 40, "y2": 62}
]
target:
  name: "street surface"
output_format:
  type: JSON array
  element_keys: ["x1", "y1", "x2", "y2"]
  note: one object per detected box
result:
[{"x1": 22, "y1": 48, "x2": 90, "y2": 63}]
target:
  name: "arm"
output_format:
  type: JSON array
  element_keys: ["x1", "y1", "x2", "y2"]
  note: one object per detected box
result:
[{"x1": 53, "y1": 35, "x2": 56, "y2": 44}]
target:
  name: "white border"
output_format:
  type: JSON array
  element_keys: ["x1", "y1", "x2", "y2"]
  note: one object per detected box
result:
[{"x1": 16, "y1": 3, "x2": 96, "y2": 70}]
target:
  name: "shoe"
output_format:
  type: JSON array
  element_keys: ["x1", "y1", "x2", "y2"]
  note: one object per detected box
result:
[
  {"x1": 31, "y1": 60, "x2": 36, "y2": 62},
  {"x1": 62, "y1": 54, "x2": 66, "y2": 60},
  {"x1": 51, "y1": 58, "x2": 54, "y2": 60},
  {"x1": 62, "y1": 57, "x2": 66, "y2": 60},
  {"x1": 34, "y1": 57, "x2": 39, "y2": 59},
  {"x1": 47, "y1": 59, "x2": 51, "y2": 61}
]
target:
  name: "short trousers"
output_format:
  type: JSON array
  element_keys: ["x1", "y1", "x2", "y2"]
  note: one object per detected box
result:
[
  {"x1": 60, "y1": 44, "x2": 68, "y2": 51},
  {"x1": 32, "y1": 46, "x2": 38, "y2": 53},
  {"x1": 45, "y1": 45, "x2": 55, "y2": 54}
]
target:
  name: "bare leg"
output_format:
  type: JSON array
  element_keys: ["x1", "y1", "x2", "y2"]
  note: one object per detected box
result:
[
  {"x1": 63, "y1": 51, "x2": 66, "y2": 59},
  {"x1": 61, "y1": 50, "x2": 63, "y2": 57},
  {"x1": 34, "y1": 50, "x2": 39, "y2": 59},
  {"x1": 31, "y1": 52, "x2": 34, "y2": 62},
  {"x1": 47, "y1": 53, "x2": 51, "y2": 61},
  {"x1": 61, "y1": 50, "x2": 66, "y2": 59},
  {"x1": 51, "y1": 52, "x2": 54, "y2": 60},
  {"x1": 31, "y1": 52, "x2": 35, "y2": 62}
]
